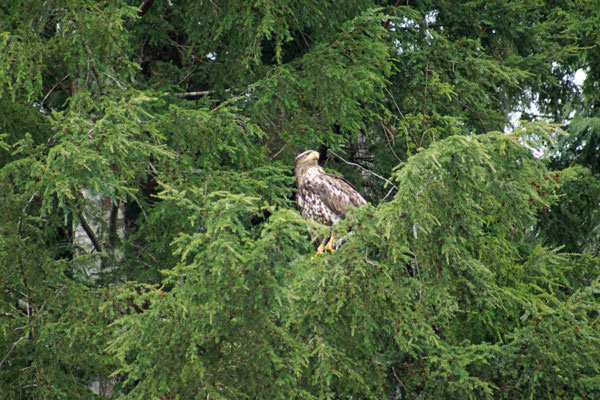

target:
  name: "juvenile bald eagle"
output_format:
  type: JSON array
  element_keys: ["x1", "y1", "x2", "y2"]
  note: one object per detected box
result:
[{"x1": 294, "y1": 150, "x2": 367, "y2": 254}]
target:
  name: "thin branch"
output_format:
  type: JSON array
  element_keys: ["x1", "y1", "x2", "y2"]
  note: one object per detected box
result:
[
  {"x1": 40, "y1": 75, "x2": 69, "y2": 105},
  {"x1": 0, "y1": 335, "x2": 28, "y2": 370},
  {"x1": 420, "y1": 60, "x2": 430, "y2": 147},
  {"x1": 270, "y1": 140, "x2": 291, "y2": 160},
  {"x1": 384, "y1": 87, "x2": 418, "y2": 150},
  {"x1": 381, "y1": 185, "x2": 397, "y2": 203},
  {"x1": 138, "y1": 0, "x2": 155, "y2": 16},
  {"x1": 17, "y1": 194, "x2": 37, "y2": 236},
  {"x1": 328, "y1": 149, "x2": 398, "y2": 194},
  {"x1": 103, "y1": 72, "x2": 126, "y2": 89},
  {"x1": 77, "y1": 211, "x2": 103, "y2": 253},
  {"x1": 363, "y1": 256, "x2": 382, "y2": 272},
  {"x1": 453, "y1": 95, "x2": 486, "y2": 132},
  {"x1": 212, "y1": 83, "x2": 259, "y2": 112},
  {"x1": 380, "y1": 122, "x2": 402, "y2": 163},
  {"x1": 177, "y1": 68, "x2": 197, "y2": 85}
]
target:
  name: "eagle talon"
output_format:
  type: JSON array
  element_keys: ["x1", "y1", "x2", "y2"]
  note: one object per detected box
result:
[
  {"x1": 323, "y1": 235, "x2": 336, "y2": 253},
  {"x1": 312, "y1": 241, "x2": 326, "y2": 259},
  {"x1": 311, "y1": 235, "x2": 336, "y2": 259}
]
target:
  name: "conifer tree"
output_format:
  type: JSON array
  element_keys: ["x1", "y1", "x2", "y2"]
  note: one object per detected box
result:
[{"x1": 1, "y1": 1, "x2": 599, "y2": 399}]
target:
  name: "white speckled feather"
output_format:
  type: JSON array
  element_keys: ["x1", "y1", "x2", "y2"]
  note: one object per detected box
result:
[{"x1": 295, "y1": 163, "x2": 366, "y2": 226}]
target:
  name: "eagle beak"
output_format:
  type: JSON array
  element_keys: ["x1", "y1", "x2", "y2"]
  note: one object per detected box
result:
[{"x1": 308, "y1": 151, "x2": 319, "y2": 161}]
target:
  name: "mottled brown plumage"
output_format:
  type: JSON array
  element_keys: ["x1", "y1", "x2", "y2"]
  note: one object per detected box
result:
[{"x1": 294, "y1": 150, "x2": 367, "y2": 227}]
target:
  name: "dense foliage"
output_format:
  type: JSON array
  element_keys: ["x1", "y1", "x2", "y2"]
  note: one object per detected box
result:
[{"x1": 1, "y1": 1, "x2": 599, "y2": 399}]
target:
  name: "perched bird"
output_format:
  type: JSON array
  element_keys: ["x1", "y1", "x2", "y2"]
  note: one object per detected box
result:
[{"x1": 294, "y1": 150, "x2": 367, "y2": 254}]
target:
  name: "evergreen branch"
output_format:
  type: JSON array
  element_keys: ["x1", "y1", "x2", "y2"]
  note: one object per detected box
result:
[
  {"x1": 383, "y1": 0, "x2": 405, "y2": 29},
  {"x1": 213, "y1": 83, "x2": 260, "y2": 111},
  {"x1": 177, "y1": 68, "x2": 197, "y2": 85}
]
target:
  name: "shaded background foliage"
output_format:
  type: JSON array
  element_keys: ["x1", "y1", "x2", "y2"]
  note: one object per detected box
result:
[{"x1": 1, "y1": 0, "x2": 599, "y2": 399}]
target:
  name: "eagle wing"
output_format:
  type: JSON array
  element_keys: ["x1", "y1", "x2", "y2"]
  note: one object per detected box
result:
[{"x1": 297, "y1": 172, "x2": 367, "y2": 225}]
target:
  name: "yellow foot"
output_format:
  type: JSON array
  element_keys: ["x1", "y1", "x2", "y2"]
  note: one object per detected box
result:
[
  {"x1": 312, "y1": 235, "x2": 336, "y2": 259},
  {"x1": 312, "y1": 242, "x2": 326, "y2": 260},
  {"x1": 323, "y1": 235, "x2": 336, "y2": 253}
]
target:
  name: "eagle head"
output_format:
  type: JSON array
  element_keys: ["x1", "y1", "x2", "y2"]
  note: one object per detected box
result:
[
  {"x1": 294, "y1": 150, "x2": 320, "y2": 185},
  {"x1": 295, "y1": 150, "x2": 319, "y2": 165}
]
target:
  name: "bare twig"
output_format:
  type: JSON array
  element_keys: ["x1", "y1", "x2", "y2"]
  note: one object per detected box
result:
[
  {"x1": 103, "y1": 72, "x2": 126, "y2": 89},
  {"x1": 0, "y1": 335, "x2": 28, "y2": 370},
  {"x1": 177, "y1": 68, "x2": 197, "y2": 85},
  {"x1": 381, "y1": 185, "x2": 397, "y2": 203},
  {"x1": 384, "y1": 87, "x2": 418, "y2": 150},
  {"x1": 328, "y1": 150, "x2": 398, "y2": 197},
  {"x1": 380, "y1": 122, "x2": 402, "y2": 163},
  {"x1": 453, "y1": 95, "x2": 486, "y2": 132},
  {"x1": 270, "y1": 140, "x2": 291, "y2": 160},
  {"x1": 40, "y1": 75, "x2": 69, "y2": 105}
]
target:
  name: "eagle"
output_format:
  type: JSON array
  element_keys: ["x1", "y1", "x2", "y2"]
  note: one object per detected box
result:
[{"x1": 294, "y1": 150, "x2": 367, "y2": 254}]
